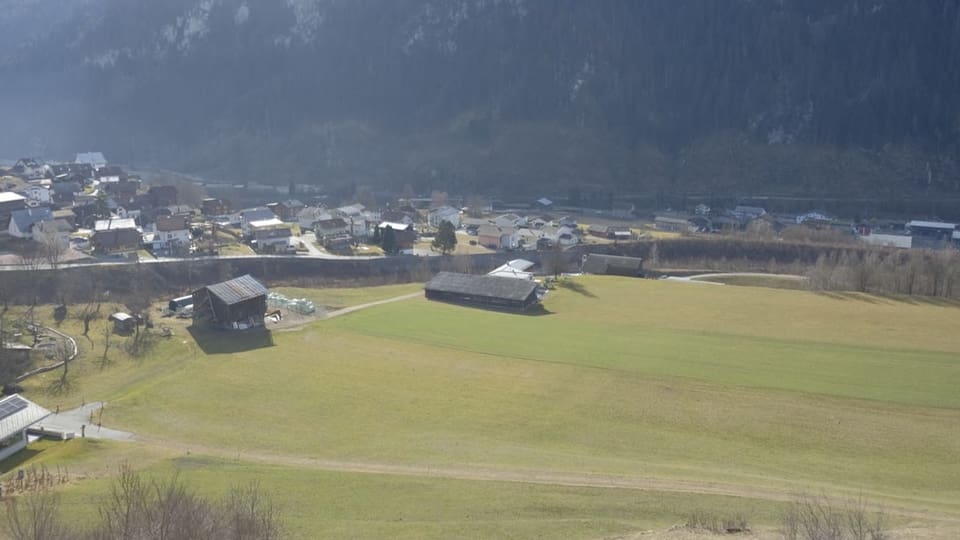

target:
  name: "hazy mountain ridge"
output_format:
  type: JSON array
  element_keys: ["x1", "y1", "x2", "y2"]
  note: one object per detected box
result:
[{"x1": 2, "y1": 0, "x2": 959, "y2": 197}]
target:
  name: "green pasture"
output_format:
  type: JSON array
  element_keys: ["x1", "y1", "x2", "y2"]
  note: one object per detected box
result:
[{"x1": 14, "y1": 277, "x2": 960, "y2": 537}]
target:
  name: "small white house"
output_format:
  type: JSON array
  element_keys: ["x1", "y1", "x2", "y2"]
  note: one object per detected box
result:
[
  {"x1": 0, "y1": 394, "x2": 51, "y2": 463},
  {"x1": 428, "y1": 206, "x2": 461, "y2": 228},
  {"x1": 147, "y1": 215, "x2": 192, "y2": 252}
]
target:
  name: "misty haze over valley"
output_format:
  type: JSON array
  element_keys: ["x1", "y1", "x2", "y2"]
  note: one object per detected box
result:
[{"x1": 3, "y1": 0, "x2": 960, "y2": 198}]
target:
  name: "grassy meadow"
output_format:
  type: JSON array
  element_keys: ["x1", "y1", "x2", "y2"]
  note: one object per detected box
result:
[{"x1": 12, "y1": 276, "x2": 960, "y2": 538}]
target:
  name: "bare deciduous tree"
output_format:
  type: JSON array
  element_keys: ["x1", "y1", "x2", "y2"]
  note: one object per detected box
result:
[{"x1": 4, "y1": 491, "x2": 70, "y2": 540}]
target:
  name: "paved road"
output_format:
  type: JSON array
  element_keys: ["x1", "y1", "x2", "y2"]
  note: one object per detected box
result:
[{"x1": 36, "y1": 402, "x2": 135, "y2": 441}]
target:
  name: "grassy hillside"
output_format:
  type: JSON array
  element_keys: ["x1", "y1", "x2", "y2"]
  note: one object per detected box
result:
[{"x1": 16, "y1": 278, "x2": 960, "y2": 538}]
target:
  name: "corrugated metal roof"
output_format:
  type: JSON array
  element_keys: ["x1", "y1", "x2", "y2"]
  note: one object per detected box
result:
[
  {"x1": 0, "y1": 192, "x2": 26, "y2": 203},
  {"x1": 205, "y1": 275, "x2": 268, "y2": 305},
  {"x1": 582, "y1": 254, "x2": 644, "y2": 275},
  {"x1": 425, "y1": 272, "x2": 538, "y2": 302},
  {"x1": 0, "y1": 394, "x2": 50, "y2": 441},
  {"x1": 907, "y1": 220, "x2": 956, "y2": 230},
  {"x1": 94, "y1": 218, "x2": 136, "y2": 231}
]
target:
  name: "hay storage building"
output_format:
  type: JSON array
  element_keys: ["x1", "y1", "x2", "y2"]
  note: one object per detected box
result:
[
  {"x1": 581, "y1": 254, "x2": 644, "y2": 277},
  {"x1": 425, "y1": 272, "x2": 540, "y2": 311},
  {"x1": 192, "y1": 275, "x2": 268, "y2": 329}
]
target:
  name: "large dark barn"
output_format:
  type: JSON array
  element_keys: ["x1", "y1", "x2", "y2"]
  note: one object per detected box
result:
[
  {"x1": 192, "y1": 275, "x2": 268, "y2": 329},
  {"x1": 581, "y1": 254, "x2": 644, "y2": 277},
  {"x1": 425, "y1": 272, "x2": 540, "y2": 312}
]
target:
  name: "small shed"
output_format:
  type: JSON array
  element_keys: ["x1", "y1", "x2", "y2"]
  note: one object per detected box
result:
[
  {"x1": 109, "y1": 312, "x2": 136, "y2": 334},
  {"x1": 192, "y1": 275, "x2": 268, "y2": 329},
  {"x1": 582, "y1": 254, "x2": 644, "y2": 277},
  {"x1": 425, "y1": 272, "x2": 540, "y2": 311},
  {"x1": 0, "y1": 394, "x2": 51, "y2": 462}
]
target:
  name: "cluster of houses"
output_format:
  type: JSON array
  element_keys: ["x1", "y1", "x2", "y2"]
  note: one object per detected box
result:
[
  {"x1": 459, "y1": 212, "x2": 585, "y2": 251},
  {"x1": 0, "y1": 154, "x2": 206, "y2": 258},
  {"x1": 652, "y1": 203, "x2": 960, "y2": 251}
]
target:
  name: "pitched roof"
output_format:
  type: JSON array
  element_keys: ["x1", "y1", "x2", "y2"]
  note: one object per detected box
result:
[
  {"x1": 907, "y1": 220, "x2": 956, "y2": 230},
  {"x1": 378, "y1": 221, "x2": 413, "y2": 231},
  {"x1": 0, "y1": 394, "x2": 51, "y2": 441},
  {"x1": 204, "y1": 275, "x2": 268, "y2": 306},
  {"x1": 95, "y1": 218, "x2": 137, "y2": 231},
  {"x1": 425, "y1": 272, "x2": 538, "y2": 302},
  {"x1": 0, "y1": 192, "x2": 26, "y2": 204},
  {"x1": 10, "y1": 207, "x2": 53, "y2": 231},
  {"x1": 75, "y1": 152, "x2": 107, "y2": 165},
  {"x1": 582, "y1": 254, "x2": 644, "y2": 275}
]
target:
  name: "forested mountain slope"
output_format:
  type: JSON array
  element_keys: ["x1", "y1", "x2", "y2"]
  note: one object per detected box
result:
[{"x1": 2, "y1": 0, "x2": 959, "y2": 197}]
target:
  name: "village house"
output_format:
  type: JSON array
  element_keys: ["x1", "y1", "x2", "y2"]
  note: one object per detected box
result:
[
  {"x1": 0, "y1": 192, "x2": 28, "y2": 230},
  {"x1": 248, "y1": 218, "x2": 294, "y2": 253},
  {"x1": 313, "y1": 217, "x2": 351, "y2": 239},
  {"x1": 8, "y1": 207, "x2": 53, "y2": 239},
  {"x1": 377, "y1": 221, "x2": 417, "y2": 251},
  {"x1": 92, "y1": 218, "x2": 140, "y2": 254},
  {"x1": 24, "y1": 183, "x2": 51, "y2": 205},
  {"x1": 51, "y1": 182, "x2": 81, "y2": 206},
  {"x1": 477, "y1": 224, "x2": 519, "y2": 250},
  {"x1": 428, "y1": 206, "x2": 461, "y2": 228},
  {"x1": 201, "y1": 198, "x2": 229, "y2": 217},
  {"x1": 100, "y1": 178, "x2": 140, "y2": 205},
  {"x1": 334, "y1": 204, "x2": 379, "y2": 237},
  {"x1": 494, "y1": 213, "x2": 527, "y2": 228},
  {"x1": 268, "y1": 200, "x2": 305, "y2": 222},
  {"x1": 240, "y1": 207, "x2": 277, "y2": 236},
  {"x1": 145, "y1": 214, "x2": 192, "y2": 254},
  {"x1": 540, "y1": 225, "x2": 578, "y2": 247},
  {"x1": 75, "y1": 152, "x2": 108, "y2": 169},
  {"x1": 12, "y1": 158, "x2": 49, "y2": 180},
  {"x1": 296, "y1": 206, "x2": 332, "y2": 231}
]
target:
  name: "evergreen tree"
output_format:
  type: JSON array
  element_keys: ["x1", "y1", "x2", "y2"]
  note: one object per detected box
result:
[
  {"x1": 371, "y1": 224, "x2": 381, "y2": 244},
  {"x1": 432, "y1": 220, "x2": 458, "y2": 255},
  {"x1": 381, "y1": 225, "x2": 397, "y2": 254}
]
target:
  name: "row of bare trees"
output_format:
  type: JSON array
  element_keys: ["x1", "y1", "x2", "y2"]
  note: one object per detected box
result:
[
  {"x1": 807, "y1": 248, "x2": 960, "y2": 298},
  {"x1": 5, "y1": 466, "x2": 281, "y2": 540}
]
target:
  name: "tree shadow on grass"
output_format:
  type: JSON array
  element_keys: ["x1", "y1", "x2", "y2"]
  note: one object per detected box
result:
[
  {"x1": 814, "y1": 291, "x2": 882, "y2": 304},
  {"x1": 814, "y1": 290, "x2": 960, "y2": 308},
  {"x1": 0, "y1": 448, "x2": 43, "y2": 474},
  {"x1": 554, "y1": 279, "x2": 596, "y2": 298},
  {"x1": 187, "y1": 325, "x2": 274, "y2": 355}
]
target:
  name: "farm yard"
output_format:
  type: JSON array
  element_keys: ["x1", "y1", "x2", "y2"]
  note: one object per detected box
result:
[{"x1": 9, "y1": 277, "x2": 960, "y2": 538}]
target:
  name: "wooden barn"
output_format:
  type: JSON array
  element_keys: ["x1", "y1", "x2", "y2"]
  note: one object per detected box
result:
[
  {"x1": 424, "y1": 272, "x2": 540, "y2": 312},
  {"x1": 192, "y1": 275, "x2": 268, "y2": 329},
  {"x1": 581, "y1": 254, "x2": 644, "y2": 277}
]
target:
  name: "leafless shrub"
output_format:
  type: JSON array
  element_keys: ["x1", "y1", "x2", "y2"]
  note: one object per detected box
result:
[
  {"x1": 781, "y1": 493, "x2": 887, "y2": 540},
  {"x1": 3, "y1": 465, "x2": 282, "y2": 539},
  {"x1": 4, "y1": 491, "x2": 70, "y2": 540},
  {"x1": 685, "y1": 509, "x2": 750, "y2": 534}
]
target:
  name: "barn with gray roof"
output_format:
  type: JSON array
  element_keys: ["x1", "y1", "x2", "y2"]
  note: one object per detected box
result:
[
  {"x1": 192, "y1": 275, "x2": 269, "y2": 329},
  {"x1": 581, "y1": 254, "x2": 644, "y2": 277},
  {"x1": 425, "y1": 272, "x2": 540, "y2": 311}
]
